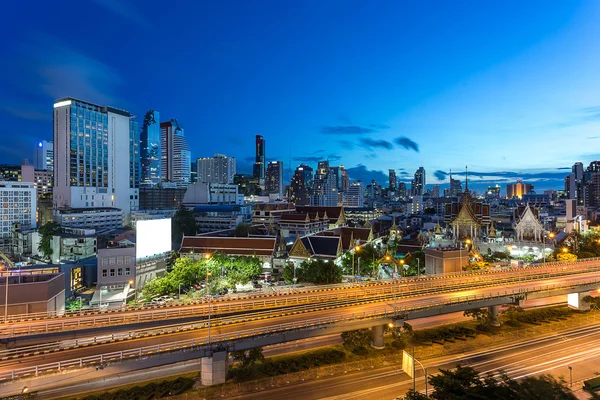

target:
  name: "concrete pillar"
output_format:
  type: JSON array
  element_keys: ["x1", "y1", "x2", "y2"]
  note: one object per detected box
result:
[
  {"x1": 488, "y1": 305, "x2": 500, "y2": 327},
  {"x1": 201, "y1": 351, "x2": 228, "y2": 386},
  {"x1": 568, "y1": 292, "x2": 591, "y2": 311},
  {"x1": 371, "y1": 325, "x2": 385, "y2": 349}
]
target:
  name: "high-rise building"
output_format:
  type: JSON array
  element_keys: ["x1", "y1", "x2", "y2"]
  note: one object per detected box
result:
[
  {"x1": 340, "y1": 165, "x2": 349, "y2": 192},
  {"x1": 389, "y1": 169, "x2": 397, "y2": 190},
  {"x1": 34, "y1": 140, "x2": 53, "y2": 171},
  {"x1": 140, "y1": 110, "x2": 161, "y2": 187},
  {"x1": 486, "y1": 185, "x2": 501, "y2": 198},
  {"x1": 289, "y1": 164, "x2": 313, "y2": 205},
  {"x1": 344, "y1": 181, "x2": 364, "y2": 207},
  {"x1": 252, "y1": 134, "x2": 266, "y2": 187},
  {"x1": 311, "y1": 161, "x2": 338, "y2": 206},
  {"x1": 129, "y1": 118, "x2": 140, "y2": 190},
  {"x1": 397, "y1": 182, "x2": 407, "y2": 198},
  {"x1": 53, "y1": 98, "x2": 139, "y2": 214},
  {"x1": 506, "y1": 180, "x2": 533, "y2": 199},
  {"x1": 582, "y1": 161, "x2": 600, "y2": 208},
  {"x1": 160, "y1": 119, "x2": 191, "y2": 188},
  {"x1": 190, "y1": 161, "x2": 198, "y2": 183},
  {"x1": 0, "y1": 182, "x2": 36, "y2": 253},
  {"x1": 565, "y1": 173, "x2": 577, "y2": 200},
  {"x1": 197, "y1": 154, "x2": 236, "y2": 184},
  {"x1": 432, "y1": 184, "x2": 440, "y2": 198},
  {"x1": 573, "y1": 162, "x2": 584, "y2": 204},
  {"x1": 411, "y1": 167, "x2": 426, "y2": 196},
  {"x1": 448, "y1": 169, "x2": 462, "y2": 196},
  {"x1": 329, "y1": 166, "x2": 340, "y2": 190},
  {"x1": 266, "y1": 161, "x2": 284, "y2": 198}
]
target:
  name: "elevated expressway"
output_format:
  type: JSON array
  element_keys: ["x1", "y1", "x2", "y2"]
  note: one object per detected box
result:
[{"x1": 0, "y1": 261, "x2": 595, "y2": 391}]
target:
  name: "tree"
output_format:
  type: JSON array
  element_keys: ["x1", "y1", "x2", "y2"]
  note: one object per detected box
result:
[
  {"x1": 341, "y1": 329, "x2": 373, "y2": 352},
  {"x1": 234, "y1": 223, "x2": 251, "y2": 237},
  {"x1": 464, "y1": 308, "x2": 490, "y2": 330},
  {"x1": 556, "y1": 252, "x2": 577, "y2": 262},
  {"x1": 231, "y1": 347, "x2": 265, "y2": 368},
  {"x1": 296, "y1": 259, "x2": 342, "y2": 284},
  {"x1": 172, "y1": 206, "x2": 197, "y2": 247},
  {"x1": 38, "y1": 221, "x2": 60, "y2": 260},
  {"x1": 403, "y1": 365, "x2": 578, "y2": 400}
]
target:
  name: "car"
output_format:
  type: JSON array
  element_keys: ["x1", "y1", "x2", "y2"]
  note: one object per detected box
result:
[{"x1": 151, "y1": 298, "x2": 166, "y2": 305}]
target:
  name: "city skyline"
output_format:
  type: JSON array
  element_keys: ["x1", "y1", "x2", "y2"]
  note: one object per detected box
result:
[{"x1": 2, "y1": 1, "x2": 600, "y2": 191}]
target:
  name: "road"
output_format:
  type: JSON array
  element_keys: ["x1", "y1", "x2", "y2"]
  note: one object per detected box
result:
[
  {"x1": 231, "y1": 323, "x2": 600, "y2": 400},
  {"x1": 0, "y1": 272, "x2": 597, "y2": 376},
  {"x1": 3, "y1": 260, "x2": 600, "y2": 338}
]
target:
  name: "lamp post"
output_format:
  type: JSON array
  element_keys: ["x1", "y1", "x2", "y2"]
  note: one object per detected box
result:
[
  {"x1": 129, "y1": 280, "x2": 137, "y2": 304},
  {"x1": 204, "y1": 253, "x2": 212, "y2": 344},
  {"x1": 411, "y1": 341, "x2": 428, "y2": 396},
  {"x1": 543, "y1": 232, "x2": 555, "y2": 265},
  {"x1": 352, "y1": 245, "x2": 360, "y2": 281},
  {"x1": 400, "y1": 259, "x2": 405, "y2": 277},
  {"x1": 76, "y1": 296, "x2": 82, "y2": 312},
  {"x1": 178, "y1": 283, "x2": 184, "y2": 300},
  {"x1": 2, "y1": 266, "x2": 8, "y2": 323},
  {"x1": 568, "y1": 366, "x2": 573, "y2": 387}
]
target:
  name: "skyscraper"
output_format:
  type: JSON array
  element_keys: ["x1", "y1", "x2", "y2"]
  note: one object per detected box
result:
[
  {"x1": 197, "y1": 154, "x2": 236, "y2": 184},
  {"x1": 289, "y1": 164, "x2": 313, "y2": 205},
  {"x1": 388, "y1": 169, "x2": 397, "y2": 190},
  {"x1": 266, "y1": 161, "x2": 284, "y2": 198},
  {"x1": 34, "y1": 140, "x2": 53, "y2": 171},
  {"x1": 506, "y1": 180, "x2": 533, "y2": 199},
  {"x1": 53, "y1": 98, "x2": 138, "y2": 213},
  {"x1": 253, "y1": 134, "x2": 266, "y2": 187},
  {"x1": 397, "y1": 182, "x2": 407, "y2": 198},
  {"x1": 129, "y1": 118, "x2": 140, "y2": 190},
  {"x1": 160, "y1": 119, "x2": 191, "y2": 188},
  {"x1": 344, "y1": 181, "x2": 364, "y2": 207},
  {"x1": 340, "y1": 165, "x2": 349, "y2": 192},
  {"x1": 140, "y1": 110, "x2": 161, "y2": 187},
  {"x1": 449, "y1": 169, "x2": 462, "y2": 196},
  {"x1": 411, "y1": 167, "x2": 426, "y2": 196}
]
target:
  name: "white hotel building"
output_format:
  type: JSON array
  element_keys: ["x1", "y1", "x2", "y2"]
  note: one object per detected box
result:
[{"x1": 52, "y1": 98, "x2": 139, "y2": 217}]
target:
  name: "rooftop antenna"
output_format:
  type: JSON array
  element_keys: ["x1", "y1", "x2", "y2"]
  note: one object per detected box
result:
[{"x1": 465, "y1": 165, "x2": 469, "y2": 193}]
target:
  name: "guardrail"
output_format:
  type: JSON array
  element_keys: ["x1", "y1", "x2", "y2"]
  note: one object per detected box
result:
[
  {"x1": 3, "y1": 257, "x2": 598, "y2": 324},
  {"x1": 1, "y1": 262, "x2": 600, "y2": 338},
  {"x1": 0, "y1": 278, "x2": 597, "y2": 383}
]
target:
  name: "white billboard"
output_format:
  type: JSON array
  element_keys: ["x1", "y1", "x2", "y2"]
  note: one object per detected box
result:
[{"x1": 136, "y1": 218, "x2": 172, "y2": 259}]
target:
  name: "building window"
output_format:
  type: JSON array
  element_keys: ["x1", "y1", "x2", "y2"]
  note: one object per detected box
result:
[
  {"x1": 109, "y1": 257, "x2": 116, "y2": 265},
  {"x1": 102, "y1": 269, "x2": 107, "y2": 278},
  {"x1": 101, "y1": 257, "x2": 108, "y2": 266},
  {"x1": 117, "y1": 268, "x2": 123, "y2": 276},
  {"x1": 110, "y1": 269, "x2": 115, "y2": 277},
  {"x1": 117, "y1": 256, "x2": 123, "y2": 265},
  {"x1": 125, "y1": 267, "x2": 130, "y2": 275}
]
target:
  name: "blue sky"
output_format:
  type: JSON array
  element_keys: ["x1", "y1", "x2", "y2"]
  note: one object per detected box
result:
[{"x1": 2, "y1": 1, "x2": 600, "y2": 193}]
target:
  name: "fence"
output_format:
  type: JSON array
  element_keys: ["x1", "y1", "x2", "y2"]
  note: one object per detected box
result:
[
  {"x1": 2, "y1": 256, "x2": 599, "y2": 325},
  {"x1": 0, "y1": 280, "x2": 598, "y2": 383}
]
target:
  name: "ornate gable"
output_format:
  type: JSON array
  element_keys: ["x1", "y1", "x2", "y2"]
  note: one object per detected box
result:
[
  {"x1": 289, "y1": 236, "x2": 311, "y2": 258},
  {"x1": 451, "y1": 199, "x2": 480, "y2": 227},
  {"x1": 336, "y1": 207, "x2": 346, "y2": 226}
]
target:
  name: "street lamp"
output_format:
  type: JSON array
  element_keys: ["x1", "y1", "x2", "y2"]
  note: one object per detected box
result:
[
  {"x1": 400, "y1": 259, "x2": 405, "y2": 277},
  {"x1": 543, "y1": 232, "x2": 555, "y2": 265},
  {"x1": 178, "y1": 283, "x2": 184, "y2": 300},
  {"x1": 568, "y1": 366, "x2": 573, "y2": 387},
  {"x1": 204, "y1": 253, "x2": 212, "y2": 344},
  {"x1": 352, "y1": 246, "x2": 360, "y2": 281},
  {"x1": 75, "y1": 296, "x2": 82, "y2": 312},
  {"x1": 562, "y1": 247, "x2": 568, "y2": 253},
  {"x1": 129, "y1": 280, "x2": 137, "y2": 304}
]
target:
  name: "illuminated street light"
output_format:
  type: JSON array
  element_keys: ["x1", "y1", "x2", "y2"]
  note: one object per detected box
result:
[
  {"x1": 388, "y1": 322, "x2": 394, "y2": 328},
  {"x1": 562, "y1": 247, "x2": 568, "y2": 253}
]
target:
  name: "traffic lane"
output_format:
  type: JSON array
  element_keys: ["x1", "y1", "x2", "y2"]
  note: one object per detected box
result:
[
  {"x1": 0, "y1": 278, "x2": 580, "y2": 372},
  {"x1": 4, "y1": 270, "x2": 596, "y2": 360},
  {"x1": 230, "y1": 325, "x2": 600, "y2": 400},
  {"x1": 4, "y1": 262, "x2": 599, "y2": 331}
]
